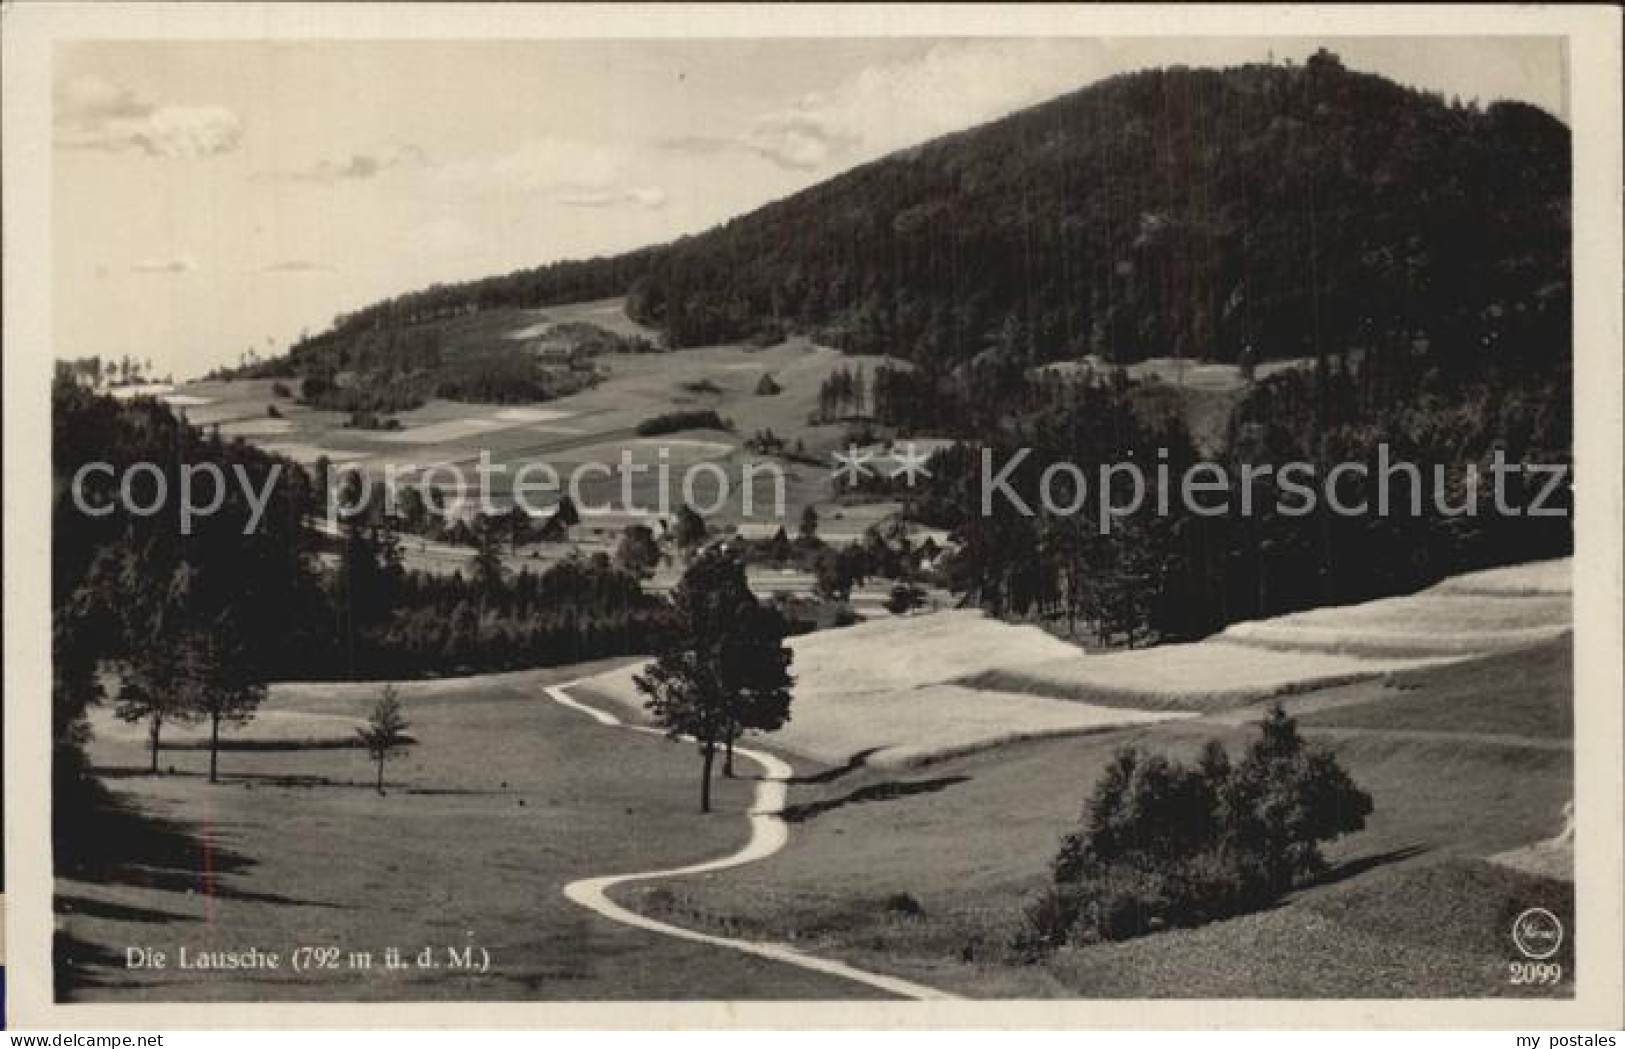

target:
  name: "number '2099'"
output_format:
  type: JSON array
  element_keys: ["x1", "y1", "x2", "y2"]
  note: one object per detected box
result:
[{"x1": 1509, "y1": 961, "x2": 1564, "y2": 985}]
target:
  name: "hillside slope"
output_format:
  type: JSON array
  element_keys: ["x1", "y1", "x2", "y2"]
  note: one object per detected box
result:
[
  {"x1": 250, "y1": 51, "x2": 1569, "y2": 383},
  {"x1": 577, "y1": 558, "x2": 1570, "y2": 764},
  {"x1": 962, "y1": 558, "x2": 1571, "y2": 712}
]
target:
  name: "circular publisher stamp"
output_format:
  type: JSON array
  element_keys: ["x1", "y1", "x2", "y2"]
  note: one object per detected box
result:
[{"x1": 1512, "y1": 907, "x2": 1564, "y2": 960}]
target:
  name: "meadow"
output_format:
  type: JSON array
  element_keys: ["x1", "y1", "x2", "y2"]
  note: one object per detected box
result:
[
  {"x1": 58, "y1": 555, "x2": 1575, "y2": 1001},
  {"x1": 56, "y1": 660, "x2": 884, "y2": 1001},
  {"x1": 615, "y1": 636, "x2": 1574, "y2": 998},
  {"x1": 575, "y1": 612, "x2": 1195, "y2": 768},
  {"x1": 165, "y1": 302, "x2": 935, "y2": 585},
  {"x1": 70, "y1": 300, "x2": 1576, "y2": 1003},
  {"x1": 959, "y1": 560, "x2": 1573, "y2": 712}
]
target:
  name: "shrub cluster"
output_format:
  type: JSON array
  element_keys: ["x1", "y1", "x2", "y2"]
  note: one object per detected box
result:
[
  {"x1": 1016, "y1": 707, "x2": 1371, "y2": 955},
  {"x1": 635, "y1": 409, "x2": 733, "y2": 436}
]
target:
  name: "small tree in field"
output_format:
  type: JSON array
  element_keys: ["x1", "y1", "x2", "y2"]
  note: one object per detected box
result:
[
  {"x1": 636, "y1": 547, "x2": 793, "y2": 812},
  {"x1": 182, "y1": 626, "x2": 267, "y2": 784},
  {"x1": 615, "y1": 523, "x2": 663, "y2": 578},
  {"x1": 115, "y1": 648, "x2": 197, "y2": 775},
  {"x1": 111, "y1": 561, "x2": 202, "y2": 774},
  {"x1": 357, "y1": 683, "x2": 411, "y2": 794}
]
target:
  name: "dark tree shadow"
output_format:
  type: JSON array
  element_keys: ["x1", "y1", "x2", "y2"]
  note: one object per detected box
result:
[
  {"x1": 98, "y1": 767, "x2": 340, "y2": 789},
  {"x1": 54, "y1": 929, "x2": 131, "y2": 1000},
  {"x1": 159, "y1": 735, "x2": 416, "y2": 753},
  {"x1": 54, "y1": 771, "x2": 350, "y2": 1001},
  {"x1": 787, "y1": 747, "x2": 882, "y2": 786},
  {"x1": 1308, "y1": 843, "x2": 1431, "y2": 890},
  {"x1": 402, "y1": 787, "x2": 511, "y2": 797},
  {"x1": 55, "y1": 775, "x2": 337, "y2": 908},
  {"x1": 780, "y1": 775, "x2": 970, "y2": 823},
  {"x1": 54, "y1": 893, "x2": 198, "y2": 924}
]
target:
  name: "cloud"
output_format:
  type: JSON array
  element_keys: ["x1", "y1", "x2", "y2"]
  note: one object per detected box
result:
[
  {"x1": 261, "y1": 260, "x2": 334, "y2": 273},
  {"x1": 745, "y1": 108, "x2": 863, "y2": 171},
  {"x1": 434, "y1": 137, "x2": 623, "y2": 195},
  {"x1": 131, "y1": 254, "x2": 197, "y2": 274},
  {"x1": 400, "y1": 217, "x2": 478, "y2": 259},
  {"x1": 661, "y1": 41, "x2": 1110, "y2": 175},
  {"x1": 261, "y1": 143, "x2": 428, "y2": 184},
  {"x1": 556, "y1": 185, "x2": 668, "y2": 209},
  {"x1": 659, "y1": 108, "x2": 859, "y2": 172},
  {"x1": 819, "y1": 41, "x2": 1105, "y2": 156},
  {"x1": 432, "y1": 137, "x2": 665, "y2": 211},
  {"x1": 55, "y1": 74, "x2": 241, "y2": 158},
  {"x1": 657, "y1": 135, "x2": 733, "y2": 158}
]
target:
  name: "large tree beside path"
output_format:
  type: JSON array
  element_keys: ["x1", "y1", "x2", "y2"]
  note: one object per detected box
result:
[{"x1": 636, "y1": 546, "x2": 793, "y2": 813}]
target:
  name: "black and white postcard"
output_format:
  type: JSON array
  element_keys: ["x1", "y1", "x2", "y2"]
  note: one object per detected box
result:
[{"x1": 4, "y1": 2, "x2": 1621, "y2": 1031}]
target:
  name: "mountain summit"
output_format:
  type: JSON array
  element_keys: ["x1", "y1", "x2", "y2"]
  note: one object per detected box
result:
[{"x1": 278, "y1": 52, "x2": 1571, "y2": 375}]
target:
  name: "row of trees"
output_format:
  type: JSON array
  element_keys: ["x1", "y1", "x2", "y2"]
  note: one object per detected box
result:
[
  {"x1": 54, "y1": 382, "x2": 320, "y2": 803},
  {"x1": 55, "y1": 378, "x2": 811, "y2": 814},
  {"x1": 877, "y1": 342, "x2": 1570, "y2": 645},
  {"x1": 97, "y1": 566, "x2": 266, "y2": 783},
  {"x1": 329, "y1": 517, "x2": 671, "y2": 679},
  {"x1": 815, "y1": 364, "x2": 871, "y2": 422},
  {"x1": 55, "y1": 355, "x2": 162, "y2": 389},
  {"x1": 50, "y1": 383, "x2": 690, "y2": 805}
]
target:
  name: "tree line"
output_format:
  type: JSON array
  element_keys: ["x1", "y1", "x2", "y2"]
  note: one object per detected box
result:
[
  {"x1": 858, "y1": 340, "x2": 1570, "y2": 645},
  {"x1": 51, "y1": 382, "x2": 676, "y2": 805}
]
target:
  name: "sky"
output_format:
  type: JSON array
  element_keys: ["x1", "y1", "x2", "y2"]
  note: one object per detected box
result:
[{"x1": 52, "y1": 36, "x2": 1568, "y2": 380}]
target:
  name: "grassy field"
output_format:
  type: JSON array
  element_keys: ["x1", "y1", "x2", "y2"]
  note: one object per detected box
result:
[
  {"x1": 959, "y1": 645, "x2": 1456, "y2": 714},
  {"x1": 955, "y1": 560, "x2": 1572, "y2": 713},
  {"x1": 615, "y1": 639, "x2": 1574, "y2": 998},
  {"x1": 1217, "y1": 561, "x2": 1572, "y2": 658},
  {"x1": 58, "y1": 607, "x2": 1575, "y2": 1001},
  {"x1": 167, "y1": 301, "x2": 940, "y2": 579},
  {"x1": 1299, "y1": 637, "x2": 1572, "y2": 739},
  {"x1": 575, "y1": 611, "x2": 1194, "y2": 768},
  {"x1": 56, "y1": 660, "x2": 888, "y2": 1001},
  {"x1": 525, "y1": 296, "x2": 663, "y2": 343},
  {"x1": 580, "y1": 560, "x2": 1573, "y2": 764}
]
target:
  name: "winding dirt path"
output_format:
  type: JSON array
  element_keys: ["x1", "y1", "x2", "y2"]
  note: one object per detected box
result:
[{"x1": 543, "y1": 683, "x2": 958, "y2": 1001}]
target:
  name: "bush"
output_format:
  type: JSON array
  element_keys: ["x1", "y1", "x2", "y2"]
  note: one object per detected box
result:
[
  {"x1": 344, "y1": 409, "x2": 402, "y2": 431},
  {"x1": 1064, "y1": 848, "x2": 1268, "y2": 945},
  {"x1": 299, "y1": 374, "x2": 333, "y2": 402},
  {"x1": 1011, "y1": 885, "x2": 1079, "y2": 960},
  {"x1": 885, "y1": 581, "x2": 925, "y2": 614},
  {"x1": 636, "y1": 409, "x2": 733, "y2": 436},
  {"x1": 1023, "y1": 707, "x2": 1371, "y2": 952},
  {"x1": 755, "y1": 373, "x2": 783, "y2": 395},
  {"x1": 1069, "y1": 864, "x2": 1167, "y2": 944},
  {"x1": 882, "y1": 891, "x2": 926, "y2": 919}
]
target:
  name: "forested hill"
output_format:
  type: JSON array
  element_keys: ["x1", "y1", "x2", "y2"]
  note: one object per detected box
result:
[{"x1": 272, "y1": 51, "x2": 1570, "y2": 375}]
